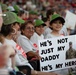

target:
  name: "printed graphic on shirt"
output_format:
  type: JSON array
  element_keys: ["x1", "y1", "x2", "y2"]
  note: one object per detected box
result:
[{"x1": 16, "y1": 44, "x2": 27, "y2": 58}]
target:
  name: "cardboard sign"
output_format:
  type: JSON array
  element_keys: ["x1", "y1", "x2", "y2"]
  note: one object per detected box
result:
[
  {"x1": 38, "y1": 35, "x2": 76, "y2": 72},
  {"x1": 65, "y1": 10, "x2": 76, "y2": 30}
]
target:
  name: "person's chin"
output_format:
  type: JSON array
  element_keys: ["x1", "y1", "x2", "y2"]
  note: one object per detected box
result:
[
  {"x1": 56, "y1": 28, "x2": 61, "y2": 31},
  {"x1": 29, "y1": 34, "x2": 33, "y2": 36}
]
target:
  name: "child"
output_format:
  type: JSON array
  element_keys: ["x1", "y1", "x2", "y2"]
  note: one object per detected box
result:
[
  {"x1": 45, "y1": 14, "x2": 65, "y2": 38},
  {"x1": 31, "y1": 19, "x2": 46, "y2": 47},
  {"x1": 45, "y1": 14, "x2": 69, "y2": 75}
]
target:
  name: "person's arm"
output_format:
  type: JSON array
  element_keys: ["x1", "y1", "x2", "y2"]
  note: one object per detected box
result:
[
  {"x1": 11, "y1": 56, "x2": 15, "y2": 69},
  {"x1": 17, "y1": 36, "x2": 41, "y2": 60},
  {"x1": 6, "y1": 45, "x2": 16, "y2": 70},
  {"x1": 26, "y1": 51, "x2": 41, "y2": 60},
  {"x1": 6, "y1": 45, "x2": 15, "y2": 57}
]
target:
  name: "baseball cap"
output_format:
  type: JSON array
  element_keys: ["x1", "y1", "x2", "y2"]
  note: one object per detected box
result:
[
  {"x1": 29, "y1": 10, "x2": 38, "y2": 15},
  {"x1": 1, "y1": 4, "x2": 8, "y2": 11},
  {"x1": 50, "y1": 14, "x2": 65, "y2": 24},
  {"x1": 13, "y1": 5, "x2": 20, "y2": 14},
  {"x1": 3, "y1": 11, "x2": 25, "y2": 25},
  {"x1": 34, "y1": 19, "x2": 46, "y2": 27}
]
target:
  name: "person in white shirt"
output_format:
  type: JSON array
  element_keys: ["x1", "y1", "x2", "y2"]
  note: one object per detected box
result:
[
  {"x1": 30, "y1": 19, "x2": 46, "y2": 48},
  {"x1": 17, "y1": 21, "x2": 41, "y2": 71},
  {"x1": 1, "y1": 11, "x2": 59, "y2": 75},
  {"x1": 1, "y1": 11, "x2": 30, "y2": 75},
  {"x1": 42, "y1": 17, "x2": 52, "y2": 38},
  {"x1": 45, "y1": 14, "x2": 69, "y2": 75},
  {"x1": 45, "y1": 14, "x2": 65, "y2": 39},
  {"x1": 45, "y1": 9, "x2": 68, "y2": 38},
  {"x1": 17, "y1": 21, "x2": 41, "y2": 60},
  {"x1": 17, "y1": 21, "x2": 60, "y2": 75}
]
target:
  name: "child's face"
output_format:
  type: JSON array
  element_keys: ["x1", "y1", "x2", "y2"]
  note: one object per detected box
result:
[
  {"x1": 35, "y1": 25, "x2": 44, "y2": 36},
  {"x1": 50, "y1": 20, "x2": 63, "y2": 32}
]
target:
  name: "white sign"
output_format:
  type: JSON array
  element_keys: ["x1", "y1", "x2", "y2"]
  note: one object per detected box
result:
[
  {"x1": 38, "y1": 35, "x2": 76, "y2": 72},
  {"x1": 65, "y1": 10, "x2": 76, "y2": 30}
]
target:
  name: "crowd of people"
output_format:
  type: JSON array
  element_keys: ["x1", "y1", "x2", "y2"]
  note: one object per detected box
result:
[{"x1": 0, "y1": 0, "x2": 76, "y2": 75}]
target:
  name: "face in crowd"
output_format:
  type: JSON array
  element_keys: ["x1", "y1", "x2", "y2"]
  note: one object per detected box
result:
[
  {"x1": 35, "y1": 25, "x2": 44, "y2": 36},
  {"x1": 50, "y1": 19, "x2": 63, "y2": 32},
  {"x1": 21, "y1": 21, "x2": 34, "y2": 39},
  {"x1": 69, "y1": 42, "x2": 73, "y2": 48}
]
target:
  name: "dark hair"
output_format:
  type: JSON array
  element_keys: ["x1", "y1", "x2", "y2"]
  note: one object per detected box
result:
[
  {"x1": 0, "y1": 22, "x2": 18, "y2": 37},
  {"x1": 18, "y1": 10, "x2": 25, "y2": 16},
  {"x1": 46, "y1": 8, "x2": 55, "y2": 18},
  {"x1": 0, "y1": 24, "x2": 13, "y2": 37},
  {"x1": 49, "y1": 18, "x2": 64, "y2": 30},
  {"x1": 42, "y1": 17, "x2": 48, "y2": 22},
  {"x1": 20, "y1": 21, "x2": 34, "y2": 35},
  {"x1": 69, "y1": 42, "x2": 72, "y2": 45}
]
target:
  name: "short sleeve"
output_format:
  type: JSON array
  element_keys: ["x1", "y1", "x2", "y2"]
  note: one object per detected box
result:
[
  {"x1": 45, "y1": 33, "x2": 52, "y2": 39},
  {"x1": 17, "y1": 36, "x2": 33, "y2": 53}
]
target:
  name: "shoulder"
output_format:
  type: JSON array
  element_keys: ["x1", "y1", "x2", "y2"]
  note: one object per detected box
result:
[
  {"x1": 66, "y1": 49, "x2": 69, "y2": 53},
  {"x1": 17, "y1": 35, "x2": 28, "y2": 41},
  {"x1": 44, "y1": 27, "x2": 52, "y2": 34},
  {"x1": 45, "y1": 33, "x2": 53, "y2": 39},
  {"x1": 73, "y1": 49, "x2": 76, "y2": 52},
  {"x1": 5, "y1": 45, "x2": 15, "y2": 57},
  {"x1": 31, "y1": 33, "x2": 38, "y2": 38},
  {"x1": 41, "y1": 34, "x2": 44, "y2": 38},
  {"x1": 31, "y1": 32, "x2": 41, "y2": 41}
]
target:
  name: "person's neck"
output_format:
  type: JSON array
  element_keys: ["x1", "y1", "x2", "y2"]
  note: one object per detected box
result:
[
  {"x1": 25, "y1": 35, "x2": 31, "y2": 40},
  {"x1": 6, "y1": 35, "x2": 12, "y2": 40},
  {"x1": 28, "y1": 37, "x2": 31, "y2": 40},
  {"x1": 69, "y1": 47, "x2": 72, "y2": 49},
  {"x1": 36, "y1": 33, "x2": 41, "y2": 36},
  {"x1": 51, "y1": 30, "x2": 60, "y2": 36},
  {"x1": 23, "y1": 34, "x2": 32, "y2": 40}
]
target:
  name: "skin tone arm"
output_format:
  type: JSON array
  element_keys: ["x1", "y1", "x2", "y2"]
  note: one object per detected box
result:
[
  {"x1": 0, "y1": 44, "x2": 16, "y2": 69},
  {"x1": 6, "y1": 45, "x2": 16, "y2": 70},
  {"x1": 20, "y1": 65, "x2": 60, "y2": 75},
  {"x1": 26, "y1": 51, "x2": 41, "y2": 60}
]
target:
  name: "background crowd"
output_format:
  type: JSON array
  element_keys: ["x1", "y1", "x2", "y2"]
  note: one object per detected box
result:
[{"x1": 0, "y1": 0, "x2": 76, "y2": 75}]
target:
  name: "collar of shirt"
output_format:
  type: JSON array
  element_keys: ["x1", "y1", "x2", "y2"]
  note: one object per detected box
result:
[{"x1": 20, "y1": 35, "x2": 30, "y2": 40}]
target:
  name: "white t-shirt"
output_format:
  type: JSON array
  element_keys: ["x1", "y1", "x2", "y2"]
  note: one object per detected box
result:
[
  {"x1": 45, "y1": 32, "x2": 65, "y2": 39},
  {"x1": 17, "y1": 35, "x2": 37, "y2": 53},
  {"x1": 60, "y1": 25, "x2": 68, "y2": 36},
  {"x1": 43, "y1": 26, "x2": 52, "y2": 39},
  {"x1": 30, "y1": 32, "x2": 44, "y2": 50},
  {"x1": 44, "y1": 25, "x2": 68, "y2": 39},
  {"x1": 4, "y1": 39, "x2": 33, "y2": 70}
]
